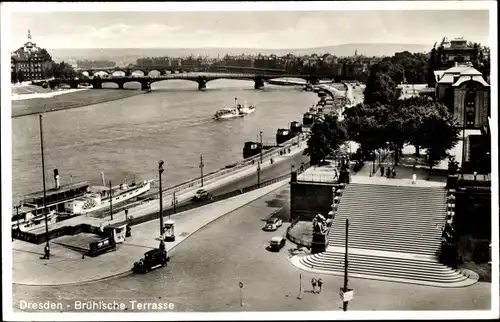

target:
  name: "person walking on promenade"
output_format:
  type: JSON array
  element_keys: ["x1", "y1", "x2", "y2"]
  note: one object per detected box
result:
[
  {"x1": 311, "y1": 278, "x2": 317, "y2": 293},
  {"x1": 412, "y1": 173, "x2": 417, "y2": 184},
  {"x1": 42, "y1": 245, "x2": 50, "y2": 259},
  {"x1": 317, "y1": 278, "x2": 323, "y2": 293},
  {"x1": 380, "y1": 165, "x2": 385, "y2": 177},
  {"x1": 333, "y1": 167, "x2": 338, "y2": 180},
  {"x1": 392, "y1": 167, "x2": 396, "y2": 178}
]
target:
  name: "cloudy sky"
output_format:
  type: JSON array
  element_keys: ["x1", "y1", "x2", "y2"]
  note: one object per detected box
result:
[{"x1": 7, "y1": 4, "x2": 491, "y2": 50}]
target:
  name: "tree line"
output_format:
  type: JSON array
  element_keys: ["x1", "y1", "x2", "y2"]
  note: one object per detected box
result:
[{"x1": 304, "y1": 65, "x2": 460, "y2": 174}]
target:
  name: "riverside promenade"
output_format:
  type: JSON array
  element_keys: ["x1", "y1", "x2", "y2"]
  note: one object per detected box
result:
[
  {"x1": 13, "y1": 179, "x2": 289, "y2": 286},
  {"x1": 12, "y1": 138, "x2": 306, "y2": 286}
]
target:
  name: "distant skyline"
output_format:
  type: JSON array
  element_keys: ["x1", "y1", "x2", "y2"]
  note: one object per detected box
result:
[{"x1": 6, "y1": 5, "x2": 492, "y2": 50}]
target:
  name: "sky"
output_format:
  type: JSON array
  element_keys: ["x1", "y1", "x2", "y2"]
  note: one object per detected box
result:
[{"x1": 6, "y1": 3, "x2": 492, "y2": 50}]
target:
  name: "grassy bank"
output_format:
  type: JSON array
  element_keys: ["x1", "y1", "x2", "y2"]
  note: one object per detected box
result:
[{"x1": 11, "y1": 89, "x2": 144, "y2": 118}]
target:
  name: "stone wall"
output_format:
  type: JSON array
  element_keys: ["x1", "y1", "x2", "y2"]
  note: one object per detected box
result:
[{"x1": 290, "y1": 182, "x2": 335, "y2": 221}]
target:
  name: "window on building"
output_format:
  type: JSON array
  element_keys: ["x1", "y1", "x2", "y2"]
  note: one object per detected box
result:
[{"x1": 465, "y1": 86, "x2": 476, "y2": 128}]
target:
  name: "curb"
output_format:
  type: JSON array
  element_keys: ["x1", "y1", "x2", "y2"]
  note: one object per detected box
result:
[{"x1": 13, "y1": 179, "x2": 290, "y2": 287}]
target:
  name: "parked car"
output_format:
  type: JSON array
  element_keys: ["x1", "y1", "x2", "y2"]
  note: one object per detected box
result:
[
  {"x1": 192, "y1": 189, "x2": 212, "y2": 201},
  {"x1": 263, "y1": 217, "x2": 283, "y2": 231},
  {"x1": 269, "y1": 236, "x2": 286, "y2": 252},
  {"x1": 132, "y1": 249, "x2": 169, "y2": 273}
]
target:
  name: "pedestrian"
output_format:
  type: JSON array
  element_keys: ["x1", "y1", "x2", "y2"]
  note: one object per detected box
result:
[
  {"x1": 159, "y1": 239, "x2": 165, "y2": 251},
  {"x1": 412, "y1": 173, "x2": 417, "y2": 184},
  {"x1": 43, "y1": 245, "x2": 50, "y2": 260},
  {"x1": 380, "y1": 165, "x2": 385, "y2": 177},
  {"x1": 311, "y1": 278, "x2": 317, "y2": 293},
  {"x1": 333, "y1": 167, "x2": 338, "y2": 180},
  {"x1": 386, "y1": 167, "x2": 391, "y2": 178},
  {"x1": 317, "y1": 278, "x2": 323, "y2": 293},
  {"x1": 82, "y1": 253, "x2": 85, "y2": 259},
  {"x1": 392, "y1": 167, "x2": 396, "y2": 178}
]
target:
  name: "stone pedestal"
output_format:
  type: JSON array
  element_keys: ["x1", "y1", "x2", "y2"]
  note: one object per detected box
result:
[{"x1": 311, "y1": 233, "x2": 328, "y2": 254}]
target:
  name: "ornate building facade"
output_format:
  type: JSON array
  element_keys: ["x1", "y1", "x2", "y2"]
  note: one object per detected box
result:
[
  {"x1": 434, "y1": 63, "x2": 490, "y2": 172},
  {"x1": 11, "y1": 30, "x2": 52, "y2": 81}
]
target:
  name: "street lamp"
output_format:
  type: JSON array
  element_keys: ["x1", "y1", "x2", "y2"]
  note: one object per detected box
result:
[
  {"x1": 199, "y1": 154, "x2": 205, "y2": 187},
  {"x1": 259, "y1": 131, "x2": 263, "y2": 164},
  {"x1": 257, "y1": 161, "x2": 261, "y2": 187},
  {"x1": 39, "y1": 115, "x2": 50, "y2": 258},
  {"x1": 158, "y1": 160, "x2": 165, "y2": 238}
]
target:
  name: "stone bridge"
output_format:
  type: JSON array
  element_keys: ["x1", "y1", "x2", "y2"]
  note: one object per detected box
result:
[{"x1": 42, "y1": 73, "x2": 332, "y2": 91}]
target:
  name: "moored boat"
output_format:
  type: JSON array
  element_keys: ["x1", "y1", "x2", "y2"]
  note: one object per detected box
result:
[{"x1": 64, "y1": 179, "x2": 153, "y2": 215}]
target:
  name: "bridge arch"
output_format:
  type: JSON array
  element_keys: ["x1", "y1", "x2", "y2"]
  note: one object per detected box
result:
[
  {"x1": 131, "y1": 70, "x2": 145, "y2": 77},
  {"x1": 111, "y1": 71, "x2": 126, "y2": 77}
]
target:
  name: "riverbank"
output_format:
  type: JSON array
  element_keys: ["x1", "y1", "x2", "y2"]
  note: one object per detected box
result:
[
  {"x1": 11, "y1": 89, "x2": 144, "y2": 118},
  {"x1": 11, "y1": 88, "x2": 89, "y2": 101}
]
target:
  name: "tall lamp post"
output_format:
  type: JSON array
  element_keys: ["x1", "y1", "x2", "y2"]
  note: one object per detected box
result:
[
  {"x1": 257, "y1": 161, "x2": 261, "y2": 187},
  {"x1": 199, "y1": 154, "x2": 205, "y2": 187},
  {"x1": 158, "y1": 160, "x2": 165, "y2": 237},
  {"x1": 342, "y1": 219, "x2": 350, "y2": 311},
  {"x1": 259, "y1": 131, "x2": 263, "y2": 164},
  {"x1": 39, "y1": 115, "x2": 50, "y2": 258}
]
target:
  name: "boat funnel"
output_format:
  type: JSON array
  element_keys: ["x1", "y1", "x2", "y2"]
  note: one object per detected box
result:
[
  {"x1": 53, "y1": 169, "x2": 60, "y2": 189},
  {"x1": 101, "y1": 172, "x2": 105, "y2": 187}
]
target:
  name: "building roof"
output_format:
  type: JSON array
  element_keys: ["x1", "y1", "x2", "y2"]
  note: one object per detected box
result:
[
  {"x1": 436, "y1": 65, "x2": 487, "y2": 86},
  {"x1": 452, "y1": 75, "x2": 490, "y2": 87}
]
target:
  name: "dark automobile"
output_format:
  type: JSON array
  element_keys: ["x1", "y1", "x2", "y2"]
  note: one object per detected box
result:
[
  {"x1": 132, "y1": 249, "x2": 170, "y2": 273},
  {"x1": 269, "y1": 236, "x2": 286, "y2": 252},
  {"x1": 192, "y1": 189, "x2": 212, "y2": 201}
]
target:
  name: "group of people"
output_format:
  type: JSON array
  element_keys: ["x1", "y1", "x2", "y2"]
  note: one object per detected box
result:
[
  {"x1": 380, "y1": 165, "x2": 396, "y2": 178},
  {"x1": 311, "y1": 278, "x2": 323, "y2": 294}
]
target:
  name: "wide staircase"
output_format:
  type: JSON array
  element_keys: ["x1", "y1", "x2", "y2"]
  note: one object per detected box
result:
[{"x1": 294, "y1": 183, "x2": 477, "y2": 287}]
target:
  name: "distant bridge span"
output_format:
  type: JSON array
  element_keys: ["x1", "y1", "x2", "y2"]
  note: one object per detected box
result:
[{"x1": 38, "y1": 72, "x2": 335, "y2": 91}]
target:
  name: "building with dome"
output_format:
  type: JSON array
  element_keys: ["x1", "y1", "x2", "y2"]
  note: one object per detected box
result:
[{"x1": 11, "y1": 30, "x2": 52, "y2": 81}]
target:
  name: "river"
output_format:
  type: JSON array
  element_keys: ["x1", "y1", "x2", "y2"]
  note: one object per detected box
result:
[{"x1": 12, "y1": 78, "x2": 319, "y2": 201}]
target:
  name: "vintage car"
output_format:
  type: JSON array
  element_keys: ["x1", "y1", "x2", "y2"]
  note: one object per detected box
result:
[
  {"x1": 263, "y1": 217, "x2": 283, "y2": 231},
  {"x1": 132, "y1": 249, "x2": 170, "y2": 273},
  {"x1": 269, "y1": 236, "x2": 286, "y2": 252},
  {"x1": 192, "y1": 189, "x2": 212, "y2": 201}
]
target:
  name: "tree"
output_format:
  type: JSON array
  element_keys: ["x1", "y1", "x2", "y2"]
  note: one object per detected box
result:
[
  {"x1": 343, "y1": 103, "x2": 388, "y2": 154},
  {"x1": 418, "y1": 102, "x2": 460, "y2": 177},
  {"x1": 304, "y1": 114, "x2": 347, "y2": 165},
  {"x1": 427, "y1": 46, "x2": 438, "y2": 88},
  {"x1": 363, "y1": 71, "x2": 398, "y2": 106}
]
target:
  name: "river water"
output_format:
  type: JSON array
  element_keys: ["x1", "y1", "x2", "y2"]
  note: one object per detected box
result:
[{"x1": 12, "y1": 78, "x2": 319, "y2": 200}]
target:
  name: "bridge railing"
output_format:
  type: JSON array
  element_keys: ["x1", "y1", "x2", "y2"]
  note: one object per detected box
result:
[{"x1": 155, "y1": 134, "x2": 304, "y2": 197}]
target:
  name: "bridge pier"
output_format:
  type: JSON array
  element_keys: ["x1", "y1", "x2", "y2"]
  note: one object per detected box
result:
[
  {"x1": 118, "y1": 82, "x2": 124, "y2": 90},
  {"x1": 70, "y1": 83, "x2": 78, "y2": 89},
  {"x1": 92, "y1": 82, "x2": 102, "y2": 89},
  {"x1": 254, "y1": 76, "x2": 265, "y2": 89},
  {"x1": 141, "y1": 81, "x2": 151, "y2": 91},
  {"x1": 197, "y1": 78, "x2": 207, "y2": 90},
  {"x1": 308, "y1": 76, "x2": 319, "y2": 85}
]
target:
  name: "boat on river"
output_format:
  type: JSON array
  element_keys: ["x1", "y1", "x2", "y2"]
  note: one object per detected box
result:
[
  {"x1": 214, "y1": 107, "x2": 242, "y2": 120},
  {"x1": 214, "y1": 97, "x2": 256, "y2": 120},
  {"x1": 63, "y1": 179, "x2": 153, "y2": 215}
]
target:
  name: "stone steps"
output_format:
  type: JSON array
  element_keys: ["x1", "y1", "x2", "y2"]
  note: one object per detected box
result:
[
  {"x1": 298, "y1": 252, "x2": 469, "y2": 286},
  {"x1": 289, "y1": 182, "x2": 474, "y2": 286}
]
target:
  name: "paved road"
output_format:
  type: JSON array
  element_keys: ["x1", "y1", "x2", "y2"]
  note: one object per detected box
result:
[
  {"x1": 158, "y1": 151, "x2": 308, "y2": 213},
  {"x1": 12, "y1": 183, "x2": 490, "y2": 313}
]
